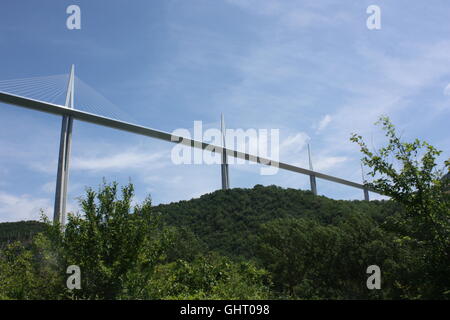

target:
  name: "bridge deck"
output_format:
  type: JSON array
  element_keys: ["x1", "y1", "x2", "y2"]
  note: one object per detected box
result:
[{"x1": 0, "y1": 91, "x2": 377, "y2": 193}]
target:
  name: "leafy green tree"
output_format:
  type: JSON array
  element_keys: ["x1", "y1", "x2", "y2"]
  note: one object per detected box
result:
[
  {"x1": 0, "y1": 239, "x2": 64, "y2": 299},
  {"x1": 2, "y1": 171, "x2": 447, "y2": 300},
  {"x1": 332, "y1": 212, "x2": 404, "y2": 299},
  {"x1": 256, "y1": 215, "x2": 404, "y2": 299},
  {"x1": 351, "y1": 116, "x2": 450, "y2": 298},
  {"x1": 0, "y1": 242, "x2": 37, "y2": 299},
  {"x1": 59, "y1": 181, "x2": 170, "y2": 299},
  {"x1": 143, "y1": 253, "x2": 270, "y2": 299},
  {"x1": 256, "y1": 218, "x2": 341, "y2": 298},
  {"x1": 1, "y1": 182, "x2": 271, "y2": 300},
  {"x1": 162, "y1": 226, "x2": 208, "y2": 263},
  {"x1": 156, "y1": 185, "x2": 396, "y2": 259}
]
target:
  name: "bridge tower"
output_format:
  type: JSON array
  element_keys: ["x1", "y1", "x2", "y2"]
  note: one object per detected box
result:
[
  {"x1": 53, "y1": 65, "x2": 75, "y2": 225},
  {"x1": 308, "y1": 143, "x2": 317, "y2": 195},
  {"x1": 221, "y1": 113, "x2": 230, "y2": 190},
  {"x1": 361, "y1": 163, "x2": 370, "y2": 201}
]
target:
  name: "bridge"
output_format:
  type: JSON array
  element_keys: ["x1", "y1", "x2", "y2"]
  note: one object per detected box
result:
[{"x1": 0, "y1": 66, "x2": 375, "y2": 225}]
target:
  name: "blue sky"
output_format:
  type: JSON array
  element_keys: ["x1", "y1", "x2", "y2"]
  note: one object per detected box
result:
[{"x1": 0, "y1": 0, "x2": 449, "y2": 222}]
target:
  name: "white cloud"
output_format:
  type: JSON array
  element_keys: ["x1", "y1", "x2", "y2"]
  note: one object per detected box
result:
[
  {"x1": 316, "y1": 114, "x2": 332, "y2": 133},
  {"x1": 225, "y1": 0, "x2": 349, "y2": 28},
  {"x1": 143, "y1": 165, "x2": 220, "y2": 204},
  {"x1": 444, "y1": 83, "x2": 450, "y2": 96},
  {"x1": 225, "y1": 0, "x2": 283, "y2": 16},
  {"x1": 41, "y1": 181, "x2": 55, "y2": 194},
  {"x1": 322, "y1": 40, "x2": 450, "y2": 158},
  {"x1": 72, "y1": 149, "x2": 168, "y2": 171},
  {"x1": 280, "y1": 132, "x2": 310, "y2": 154},
  {"x1": 357, "y1": 41, "x2": 450, "y2": 91},
  {"x1": 314, "y1": 156, "x2": 348, "y2": 172},
  {"x1": 289, "y1": 154, "x2": 348, "y2": 173},
  {"x1": 283, "y1": 10, "x2": 332, "y2": 28},
  {"x1": 29, "y1": 148, "x2": 169, "y2": 174},
  {"x1": 0, "y1": 191, "x2": 51, "y2": 222}
]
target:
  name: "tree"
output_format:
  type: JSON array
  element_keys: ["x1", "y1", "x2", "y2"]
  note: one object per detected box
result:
[
  {"x1": 59, "y1": 181, "x2": 170, "y2": 299},
  {"x1": 0, "y1": 242, "x2": 37, "y2": 299},
  {"x1": 0, "y1": 236, "x2": 65, "y2": 300},
  {"x1": 143, "y1": 253, "x2": 270, "y2": 300},
  {"x1": 351, "y1": 116, "x2": 450, "y2": 298},
  {"x1": 256, "y1": 218, "x2": 341, "y2": 298},
  {"x1": 256, "y1": 214, "x2": 403, "y2": 299},
  {"x1": 0, "y1": 181, "x2": 272, "y2": 300}
]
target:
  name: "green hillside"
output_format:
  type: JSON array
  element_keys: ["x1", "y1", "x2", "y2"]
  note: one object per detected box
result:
[
  {"x1": 1, "y1": 185, "x2": 397, "y2": 255},
  {"x1": 0, "y1": 184, "x2": 446, "y2": 299},
  {"x1": 0, "y1": 185, "x2": 400, "y2": 261},
  {"x1": 0, "y1": 220, "x2": 46, "y2": 248},
  {"x1": 155, "y1": 185, "x2": 398, "y2": 258}
]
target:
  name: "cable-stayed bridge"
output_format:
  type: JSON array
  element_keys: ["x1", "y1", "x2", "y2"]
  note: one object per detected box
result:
[{"x1": 0, "y1": 66, "x2": 375, "y2": 225}]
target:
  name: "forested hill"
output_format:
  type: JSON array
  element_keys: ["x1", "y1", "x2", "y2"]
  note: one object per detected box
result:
[
  {"x1": 0, "y1": 221, "x2": 46, "y2": 247},
  {"x1": 155, "y1": 185, "x2": 398, "y2": 258},
  {"x1": 0, "y1": 185, "x2": 397, "y2": 255}
]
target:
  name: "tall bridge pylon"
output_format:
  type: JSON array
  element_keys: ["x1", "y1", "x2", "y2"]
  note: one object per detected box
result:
[
  {"x1": 307, "y1": 144, "x2": 317, "y2": 196},
  {"x1": 221, "y1": 113, "x2": 230, "y2": 190},
  {"x1": 361, "y1": 162, "x2": 370, "y2": 201},
  {"x1": 54, "y1": 65, "x2": 75, "y2": 225}
]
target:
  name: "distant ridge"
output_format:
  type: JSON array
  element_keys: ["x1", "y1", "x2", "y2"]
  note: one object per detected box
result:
[
  {"x1": 155, "y1": 185, "x2": 397, "y2": 258},
  {"x1": 0, "y1": 220, "x2": 46, "y2": 247},
  {"x1": 0, "y1": 185, "x2": 398, "y2": 255}
]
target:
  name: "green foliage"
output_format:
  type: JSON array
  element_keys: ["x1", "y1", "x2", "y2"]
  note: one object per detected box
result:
[
  {"x1": 0, "y1": 239, "x2": 63, "y2": 299},
  {"x1": 0, "y1": 242, "x2": 37, "y2": 299},
  {"x1": 1, "y1": 117, "x2": 449, "y2": 303},
  {"x1": 256, "y1": 217, "x2": 340, "y2": 298},
  {"x1": 162, "y1": 226, "x2": 208, "y2": 263},
  {"x1": 60, "y1": 182, "x2": 170, "y2": 299},
  {"x1": 0, "y1": 182, "x2": 174, "y2": 300},
  {"x1": 156, "y1": 185, "x2": 397, "y2": 259},
  {"x1": 256, "y1": 214, "x2": 404, "y2": 299},
  {"x1": 140, "y1": 253, "x2": 270, "y2": 300},
  {"x1": 0, "y1": 182, "x2": 273, "y2": 300},
  {"x1": 351, "y1": 116, "x2": 450, "y2": 299}
]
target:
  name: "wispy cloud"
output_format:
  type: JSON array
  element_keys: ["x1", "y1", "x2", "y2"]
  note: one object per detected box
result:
[
  {"x1": 0, "y1": 191, "x2": 51, "y2": 222},
  {"x1": 315, "y1": 114, "x2": 332, "y2": 133},
  {"x1": 280, "y1": 132, "x2": 310, "y2": 154},
  {"x1": 72, "y1": 149, "x2": 168, "y2": 171},
  {"x1": 444, "y1": 84, "x2": 450, "y2": 96},
  {"x1": 314, "y1": 156, "x2": 348, "y2": 172},
  {"x1": 225, "y1": 0, "x2": 349, "y2": 28},
  {"x1": 41, "y1": 181, "x2": 55, "y2": 194}
]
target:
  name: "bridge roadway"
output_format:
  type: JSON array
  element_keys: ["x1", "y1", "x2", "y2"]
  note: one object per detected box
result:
[{"x1": 0, "y1": 90, "x2": 377, "y2": 194}]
